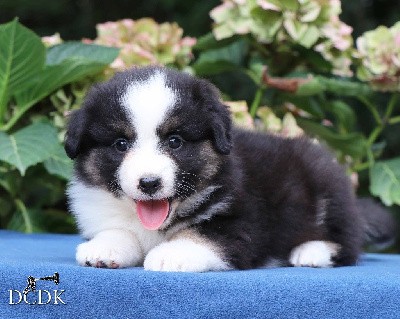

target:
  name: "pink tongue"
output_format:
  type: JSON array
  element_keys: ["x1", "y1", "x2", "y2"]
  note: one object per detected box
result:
[{"x1": 136, "y1": 200, "x2": 170, "y2": 230}]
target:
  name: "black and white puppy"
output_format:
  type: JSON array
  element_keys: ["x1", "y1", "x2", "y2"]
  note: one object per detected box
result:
[{"x1": 65, "y1": 66, "x2": 392, "y2": 271}]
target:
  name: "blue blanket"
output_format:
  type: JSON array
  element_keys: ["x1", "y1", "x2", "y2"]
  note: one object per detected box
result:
[{"x1": 0, "y1": 230, "x2": 399, "y2": 319}]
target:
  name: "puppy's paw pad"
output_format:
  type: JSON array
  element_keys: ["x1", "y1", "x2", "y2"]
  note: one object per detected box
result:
[
  {"x1": 289, "y1": 241, "x2": 339, "y2": 268},
  {"x1": 144, "y1": 239, "x2": 229, "y2": 272},
  {"x1": 76, "y1": 237, "x2": 139, "y2": 269}
]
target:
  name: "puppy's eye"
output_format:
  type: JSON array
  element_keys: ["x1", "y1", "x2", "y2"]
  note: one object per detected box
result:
[
  {"x1": 113, "y1": 138, "x2": 129, "y2": 152},
  {"x1": 168, "y1": 135, "x2": 183, "y2": 149}
]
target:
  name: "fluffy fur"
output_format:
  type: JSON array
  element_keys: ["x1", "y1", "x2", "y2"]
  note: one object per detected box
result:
[{"x1": 65, "y1": 66, "x2": 393, "y2": 272}]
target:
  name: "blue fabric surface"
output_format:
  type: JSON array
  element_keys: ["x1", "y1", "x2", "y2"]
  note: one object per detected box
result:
[{"x1": 0, "y1": 230, "x2": 399, "y2": 319}]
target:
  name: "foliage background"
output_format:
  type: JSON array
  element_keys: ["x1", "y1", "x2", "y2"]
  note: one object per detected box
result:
[
  {"x1": 0, "y1": 0, "x2": 400, "y2": 250},
  {"x1": 1, "y1": 0, "x2": 400, "y2": 39}
]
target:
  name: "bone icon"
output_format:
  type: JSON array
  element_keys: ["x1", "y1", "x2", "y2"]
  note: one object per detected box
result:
[{"x1": 23, "y1": 272, "x2": 60, "y2": 295}]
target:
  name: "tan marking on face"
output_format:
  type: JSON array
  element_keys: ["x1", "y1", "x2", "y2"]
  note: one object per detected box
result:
[
  {"x1": 84, "y1": 150, "x2": 102, "y2": 185},
  {"x1": 109, "y1": 122, "x2": 135, "y2": 140},
  {"x1": 157, "y1": 116, "x2": 181, "y2": 136},
  {"x1": 199, "y1": 141, "x2": 222, "y2": 182}
]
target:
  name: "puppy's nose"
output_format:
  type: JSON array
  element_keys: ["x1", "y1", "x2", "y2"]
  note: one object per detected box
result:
[{"x1": 138, "y1": 177, "x2": 162, "y2": 195}]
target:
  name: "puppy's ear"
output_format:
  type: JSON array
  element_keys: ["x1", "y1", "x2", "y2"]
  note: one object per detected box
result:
[
  {"x1": 64, "y1": 109, "x2": 86, "y2": 159},
  {"x1": 210, "y1": 101, "x2": 232, "y2": 155},
  {"x1": 196, "y1": 79, "x2": 232, "y2": 155}
]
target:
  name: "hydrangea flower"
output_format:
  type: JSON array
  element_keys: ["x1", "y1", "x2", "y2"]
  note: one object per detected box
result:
[
  {"x1": 225, "y1": 100, "x2": 255, "y2": 129},
  {"x1": 41, "y1": 33, "x2": 62, "y2": 47},
  {"x1": 257, "y1": 106, "x2": 304, "y2": 137},
  {"x1": 355, "y1": 22, "x2": 400, "y2": 91},
  {"x1": 85, "y1": 18, "x2": 196, "y2": 72},
  {"x1": 226, "y1": 100, "x2": 303, "y2": 137},
  {"x1": 210, "y1": 0, "x2": 353, "y2": 76},
  {"x1": 314, "y1": 14, "x2": 354, "y2": 76}
]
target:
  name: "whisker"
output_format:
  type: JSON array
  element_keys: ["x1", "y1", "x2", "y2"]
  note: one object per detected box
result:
[{"x1": 178, "y1": 180, "x2": 196, "y2": 190}]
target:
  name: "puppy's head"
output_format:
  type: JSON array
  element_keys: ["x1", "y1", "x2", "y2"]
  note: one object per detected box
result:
[{"x1": 65, "y1": 66, "x2": 231, "y2": 230}]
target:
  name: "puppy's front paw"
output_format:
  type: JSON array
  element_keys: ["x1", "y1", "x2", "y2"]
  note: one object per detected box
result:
[
  {"x1": 144, "y1": 239, "x2": 229, "y2": 272},
  {"x1": 76, "y1": 230, "x2": 142, "y2": 269},
  {"x1": 289, "y1": 240, "x2": 340, "y2": 268}
]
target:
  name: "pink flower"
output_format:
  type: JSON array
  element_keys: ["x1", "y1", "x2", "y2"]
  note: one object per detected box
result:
[
  {"x1": 90, "y1": 18, "x2": 195, "y2": 73},
  {"x1": 256, "y1": 0, "x2": 280, "y2": 11},
  {"x1": 110, "y1": 57, "x2": 126, "y2": 70},
  {"x1": 181, "y1": 37, "x2": 197, "y2": 47},
  {"x1": 395, "y1": 33, "x2": 400, "y2": 47},
  {"x1": 41, "y1": 33, "x2": 62, "y2": 47},
  {"x1": 121, "y1": 19, "x2": 135, "y2": 28},
  {"x1": 339, "y1": 23, "x2": 353, "y2": 36},
  {"x1": 81, "y1": 38, "x2": 93, "y2": 44}
]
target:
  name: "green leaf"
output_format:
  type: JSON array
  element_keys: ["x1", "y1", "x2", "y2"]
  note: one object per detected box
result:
[
  {"x1": 194, "y1": 32, "x2": 240, "y2": 51},
  {"x1": 0, "y1": 19, "x2": 45, "y2": 119},
  {"x1": 317, "y1": 76, "x2": 372, "y2": 97},
  {"x1": 9, "y1": 199, "x2": 36, "y2": 233},
  {"x1": 0, "y1": 196, "x2": 12, "y2": 217},
  {"x1": 250, "y1": 8, "x2": 282, "y2": 42},
  {"x1": 0, "y1": 170, "x2": 21, "y2": 196},
  {"x1": 295, "y1": 77, "x2": 326, "y2": 96},
  {"x1": 296, "y1": 76, "x2": 372, "y2": 97},
  {"x1": 0, "y1": 122, "x2": 59, "y2": 175},
  {"x1": 300, "y1": 2, "x2": 321, "y2": 22},
  {"x1": 46, "y1": 42, "x2": 119, "y2": 66},
  {"x1": 297, "y1": 118, "x2": 367, "y2": 158},
  {"x1": 15, "y1": 58, "x2": 107, "y2": 106},
  {"x1": 193, "y1": 39, "x2": 248, "y2": 75},
  {"x1": 192, "y1": 61, "x2": 239, "y2": 76},
  {"x1": 0, "y1": 41, "x2": 118, "y2": 131},
  {"x1": 298, "y1": 25, "x2": 320, "y2": 48},
  {"x1": 327, "y1": 100, "x2": 356, "y2": 132},
  {"x1": 4, "y1": 57, "x2": 111, "y2": 131},
  {"x1": 7, "y1": 206, "x2": 76, "y2": 233},
  {"x1": 284, "y1": 96, "x2": 325, "y2": 119},
  {"x1": 38, "y1": 208, "x2": 76, "y2": 233},
  {"x1": 245, "y1": 62, "x2": 265, "y2": 85},
  {"x1": 7, "y1": 204, "x2": 44, "y2": 233},
  {"x1": 280, "y1": 0, "x2": 298, "y2": 10},
  {"x1": 44, "y1": 143, "x2": 73, "y2": 180},
  {"x1": 295, "y1": 46, "x2": 332, "y2": 73},
  {"x1": 284, "y1": 20, "x2": 308, "y2": 41},
  {"x1": 370, "y1": 158, "x2": 400, "y2": 206}
]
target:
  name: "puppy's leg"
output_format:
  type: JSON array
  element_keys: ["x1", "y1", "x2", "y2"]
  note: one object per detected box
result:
[
  {"x1": 76, "y1": 229, "x2": 143, "y2": 268},
  {"x1": 144, "y1": 230, "x2": 230, "y2": 272},
  {"x1": 289, "y1": 240, "x2": 340, "y2": 268}
]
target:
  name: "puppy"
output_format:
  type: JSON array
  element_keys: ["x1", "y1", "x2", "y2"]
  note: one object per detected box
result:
[{"x1": 65, "y1": 66, "x2": 393, "y2": 271}]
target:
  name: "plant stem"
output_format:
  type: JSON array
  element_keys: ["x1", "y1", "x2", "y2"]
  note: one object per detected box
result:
[
  {"x1": 384, "y1": 93, "x2": 399, "y2": 120},
  {"x1": 367, "y1": 126, "x2": 383, "y2": 146},
  {"x1": 0, "y1": 94, "x2": 6, "y2": 125},
  {"x1": 250, "y1": 87, "x2": 264, "y2": 118},
  {"x1": 249, "y1": 39, "x2": 270, "y2": 58},
  {"x1": 389, "y1": 116, "x2": 400, "y2": 125},
  {"x1": 14, "y1": 199, "x2": 33, "y2": 233},
  {"x1": 366, "y1": 147, "x2": 375, "y2": 170},
  {"x1": 357, "y1": 95, "x2": 381, "y2": 125},
  {"x1": 353, "y1": 162, "x2": 370, "y2": 172},
  {"x1": 0, "y1": 98, "x2": 38, "y2": 132},
  {"x1": 384, "y1": 93, "x2": 399, "y2": 122},
  {"x1": 361, "y1": 93, "x2": 400, "y2": 172},
  {"x1": 365, "y1": 93, "x2": 399, "y2": 146}
]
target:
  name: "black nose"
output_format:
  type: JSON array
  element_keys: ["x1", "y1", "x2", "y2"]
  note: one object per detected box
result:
[{"x1": 138, "y1": 177, "x2": 162, "y2": 195}]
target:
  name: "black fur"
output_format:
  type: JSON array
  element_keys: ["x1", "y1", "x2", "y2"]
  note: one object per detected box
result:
[{"x1": 66, "y1": 66, "x2": 394, "y2": 270}]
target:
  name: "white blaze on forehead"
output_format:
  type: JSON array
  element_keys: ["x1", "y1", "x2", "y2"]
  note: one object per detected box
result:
[
  {"x1": 118, "y1": 70, "x2": 178, "y2": 200},
  {"x1": 121, "y1": 71, "x2": 176, "y2": 139}
]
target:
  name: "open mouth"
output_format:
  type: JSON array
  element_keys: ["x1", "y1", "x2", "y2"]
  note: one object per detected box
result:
[{"x1": 135, "y1": 198, "x2": 173, "y2": 230}]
